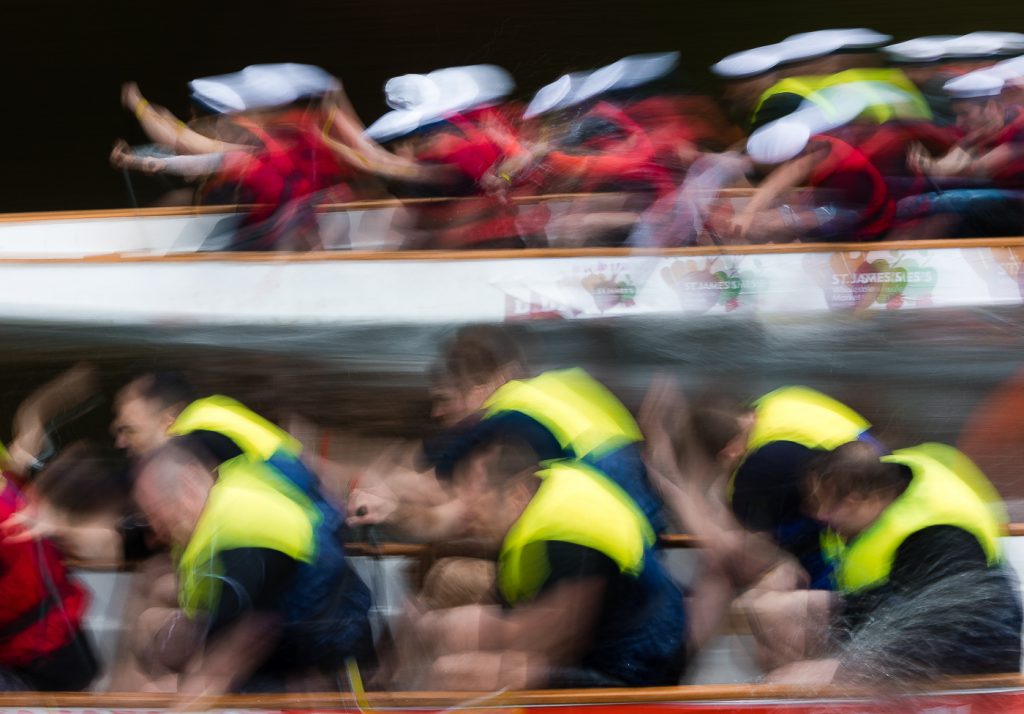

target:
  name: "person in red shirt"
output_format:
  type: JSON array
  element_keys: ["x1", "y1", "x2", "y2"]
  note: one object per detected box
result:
[
  {"x1": 327, "y1": 65, "x2": 529, "y2": 250},
  {"x1": 0, "y1": 475, "x2": 96, "y2": 691},
  {"x1": 717, "y1": 125, "x2": 895, "y2": 243},
  {"x1": 898, "y1": 71, "x2": 1024, "y2": 238}
]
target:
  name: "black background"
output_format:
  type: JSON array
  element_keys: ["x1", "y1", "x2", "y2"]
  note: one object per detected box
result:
[{"x1": 4, "y1": 0, "x2": 1023, "y2": 212}]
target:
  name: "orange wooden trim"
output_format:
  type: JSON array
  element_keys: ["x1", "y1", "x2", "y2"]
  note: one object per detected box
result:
[
  {"x1": 0, "y1": 192, "x2": 654, "y2": 225},
  {"x1": 0, "y1": 675, "x2": 1021, "y2": 707}
]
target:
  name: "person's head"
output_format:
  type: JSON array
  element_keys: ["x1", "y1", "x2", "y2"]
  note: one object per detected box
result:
[
  {"x1": 688, "y1": 394, "x2": 756, "y2": 473},
  {"x1": 952, "y1": 96, "x2": 1005, "y2": 134},
  {"x1": 804, "y1": 441, "x2": 910, "y2": 540},
  {"x1": 945, "y1": 72, "x2": 1007, "y2": 134},
  {"x1": 112, "y1": 372, "x2": 195, "y2": 458},
  {"x1": 33, "y1": 441, "x2": 132, "y2": 518},
  {"x1": 430, "y1": 326, "x2": 527, "y2": 427},
  {"x1": 454, "y1": 435, "x2": 541, "y2": 545},
  {"x1": 132, "y1": 440, "x2": 216, "y2": 546}
]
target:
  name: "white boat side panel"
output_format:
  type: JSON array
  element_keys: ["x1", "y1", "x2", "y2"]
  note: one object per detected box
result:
[{"x1": 0, "y1": 246, "x2": 1017, "y2": 325}]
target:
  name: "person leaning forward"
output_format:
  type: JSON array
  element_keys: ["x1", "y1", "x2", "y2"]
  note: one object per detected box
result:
[
  {"x1": 393, "y1": 436, "x2": 686, "y2": 690},
  {"x1": 769, "y1": 440, "x2": 1022, "y2": 685},
  {"x1": 131, "y1": 440, "x2": 373, "y2": 695}
]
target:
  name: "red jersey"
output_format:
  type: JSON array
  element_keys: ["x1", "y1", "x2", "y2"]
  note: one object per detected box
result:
[
  {"x1": 966, "y1": 108, "x2": 1024, "y2": 188},
  {"x1": 540, "y1": 102, "x2": 674, "y2": 198},
  {"x1": 408, "y1": 107, "x2": 524, "y2": 249},
  {"x1": 809, "y1": 134, "x2": 896, "y2": 241},
  {"x1": 0, "y1": 479, "x2": 88, "y2": 666}
]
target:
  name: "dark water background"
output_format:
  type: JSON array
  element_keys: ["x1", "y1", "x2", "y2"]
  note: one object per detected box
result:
[{"x1": 4, "y1": 0, "x2": 1023, "y2": 212}]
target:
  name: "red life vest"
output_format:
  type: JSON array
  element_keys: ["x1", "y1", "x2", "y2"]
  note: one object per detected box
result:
[
  {"x1": 809, "y1": 134, "x2": 896, "y2": 241},
  {"x1": 541, "y1": 102, "x2": 674, "y2": 197},
  {"x1": 201, "y1": 112, "x2": 348, "y2": 221},
  {"x1": 408, "y1": 108, "x2": 524, "y2": 249},
  {"x1": 849, "y1": 121, "x2": 957, "y2": 200},
  {"x1": 968, "y1": 109, "x2": 1024, "y2": 188},
  {"x1": 0, "y1": 479, "x2": 88, "y2": 667}
]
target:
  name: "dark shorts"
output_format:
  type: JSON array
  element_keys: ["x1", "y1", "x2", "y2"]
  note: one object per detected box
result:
[{"x1": 1, "y1": 632, "x2": 99, "y2": 692}]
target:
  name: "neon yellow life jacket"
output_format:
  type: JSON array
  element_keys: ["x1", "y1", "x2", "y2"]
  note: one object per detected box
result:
[
  {"x1": 823, "y1": 444, "x2": 1005, "y2": 595},
  {"x1": 483, "y1": 368, "x2": 643, "y2": 460},
  {"x1": 169, "y1": 395, "x2": 302, "y2": 461},
  {"x1": 177, "y1": 456, "x2": 316, "y2": 617},
  {"x1": 728, "y1": 386, "x2": 870, "y2": 502},
  {"x1": 753, "y1": 68, "x2": 931, "y2": 125},
  {"x1": 498, "y1": 461, "x2": 652, "y2": 605},
  {"x1": 747, "y1": 386, "x2": 869, "y2": 453}
]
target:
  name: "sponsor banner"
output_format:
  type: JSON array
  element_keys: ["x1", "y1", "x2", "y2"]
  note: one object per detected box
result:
[
  {"x1": 0, "y1": 245, "x2": 1020, "y2": 326},
  {"x1": 500, "y1": 246, "x2": 1024, "y2": 321}
]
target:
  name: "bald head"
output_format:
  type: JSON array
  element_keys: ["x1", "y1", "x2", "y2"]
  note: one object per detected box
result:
[{"x1": 133, "y1": 441, "x2": 215, "y2": 545}]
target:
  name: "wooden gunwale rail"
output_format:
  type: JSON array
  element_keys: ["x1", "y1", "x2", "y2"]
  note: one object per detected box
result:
[{"x1": 0, "y1": 674, "x2": 1021, "y2": 707}]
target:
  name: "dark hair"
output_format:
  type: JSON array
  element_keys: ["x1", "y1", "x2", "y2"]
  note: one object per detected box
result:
[
  {"x1": 33, "y1": 441, "x2": 132, "y2": 517},
  {"x1": 689, "y1": 394, "x2": 750, "y2": 460},
  {"x1": 437, "y1": 325, "x2": 527, "y2": 389},
  {"x1": 806, "y1": 441, "x2": 911, "y2": 503},
  {"x1": 124, "y1": 372, "x2": 196, "y2": 411}
]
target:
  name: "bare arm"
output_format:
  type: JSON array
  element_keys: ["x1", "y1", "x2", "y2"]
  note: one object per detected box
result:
[
  {"x1": 1, "y1": 506, "x2": 123, "y2": 563},
  {"x1": 347, "y1": 466, "x2": 467, "y2": 542},
  {"x1": 7, "y1": 363, "x2": 98, "y2": 474},
  {"x1": 321, "y1": 133, "x2": 460, "y2": 185},
  {"x1": 121, "y1": 82, "x2": 250, "y2": 156},
  {"x1": 110, "y1": 140, "x2": 231, "y2": 178},
  {"x1": 742, "y1": 147, "x2": 825, "y2": 216}
]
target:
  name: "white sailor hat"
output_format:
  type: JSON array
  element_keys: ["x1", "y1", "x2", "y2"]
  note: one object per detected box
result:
[
  {"x1": 365, "y1": 64, "x2": 514, "y2": 142},
  {"x1": 189, "y1": 63, "x2": 339, "y2": 114},
  {"x1": 525, "y1": 51, "x2": 679, "y2": 119},
  {"x1": 958, "y1": 31, "x2": 1024, "y2": 56},
  {"x1": 883, "y1": 36, "x2": 958, "y2": 63},
  {"x1": 943, "y1": 33, "x2": 1008, "y2": 59},
  {"x1": 712, "y1": 47, "x2": 785, "y2": 78},
  {"x1": 385, "y1": 74, "x2": 442, "y2": 111},
  {"x1": 783, "y1": 28, "x2": 892, "y2": 51},
  {"x1": 746, "y1": 120, "x2": 811, "y2": 164},
  {"x1": 524, "y1": 72, "x2": 586, "y2": 119},
  {"x1": 574, "y1": 51, "x2": 680, "y2": 102},
  {"x1": 988, "y1": 55, "x2": 1024, "y2": 82},
  {"x1": 943, "y1": 71, "x2": 1005, "y2": 99}
]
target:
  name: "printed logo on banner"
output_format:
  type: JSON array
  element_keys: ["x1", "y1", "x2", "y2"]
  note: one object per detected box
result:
[
  {"x1": 970, "y1": 246, "x2": 1024, "y2": 301},
  {"x1": 661, "y1": 259, "x2": 745, "y2": 314},
  {"x1": 815, "y1": 252, "x2": 937, "y2": 311},
  {"x1": 504, "y1": 292, "x2": 570, "y2": 321},
  {"x1": 581, "y1": 272, "x2": 637, "y2": 312}
]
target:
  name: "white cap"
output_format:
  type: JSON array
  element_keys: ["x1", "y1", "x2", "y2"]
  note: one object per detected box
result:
[
  {"x1": 944, "y1": 33, "x2": 1008, "y2": 59},
  {"x1": 365, "y1": 64, "x2": 514, "y2": 142},
  {"x1": 574, "y1": 51, "x2": 680, "y2": 103},
  {"x1": 189, "y1": 63, "x2": 339, "y2": 114},
  {"x1": 746, "y1": 121, "x2": 811, "y2": 164},
  {"x1": 883, "y1": 37, "x2": 957, "y2": 63},
  {"x1": 712, "y1": 47, "x2": 785, "y2": 78},
  {"x1": 776, "y1": 34, "x2": 847, "y2": 63},
  {"x1": 943, "y1": 71, "x2": 1005, "y2": 99},
  {"x1": 783, "y1": 28, "x2": 892, "y2": 51},
  {"x1": 988, "y1": 55, "x2": 1024, "y2": 82},
  {"x1": 524, "y1": 51, "x2": 679, "y2": 119},
  {"x1": 384, "y1": 74, "x2": 441, "y2": 110},
  {"x1": 524, "y1": 72, "x2": 585, "y2": 119},
  {"x1": 959, "y1": 31, "x2": 1024, "y2": 56}
]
